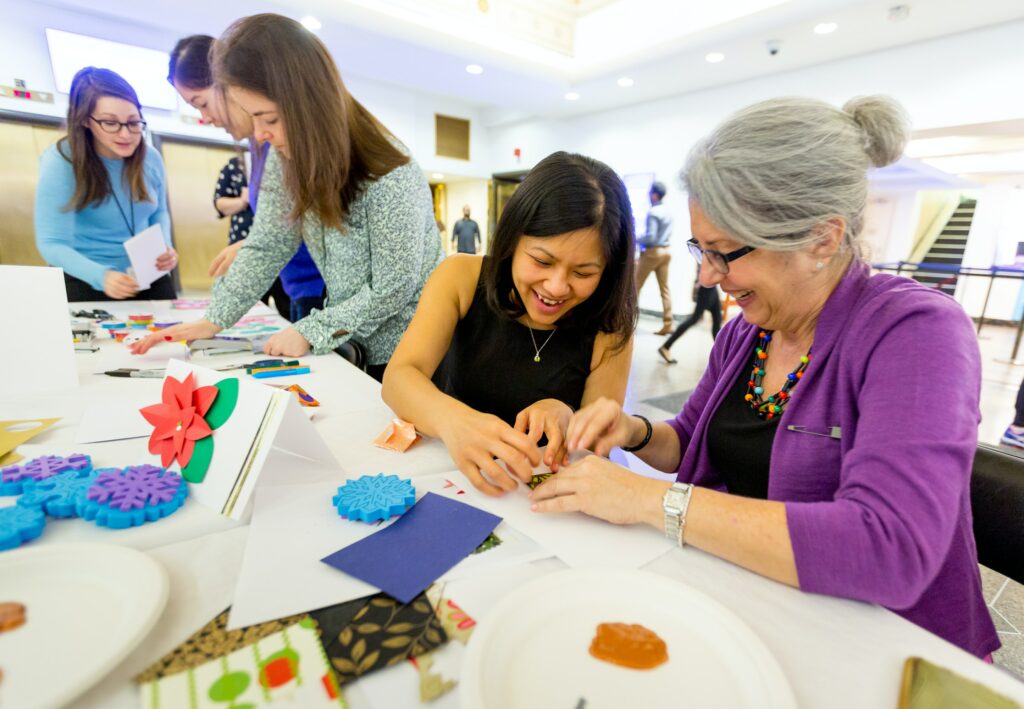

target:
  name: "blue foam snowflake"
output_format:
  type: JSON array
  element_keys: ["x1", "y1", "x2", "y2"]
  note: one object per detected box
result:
[
  {"x1": 77, "y1": 465, "x2": 188, "y2": 529},
  {"x1": 17, "y1": 467, "x2": 105, "y2": 518},
  {"x1": 0, "y1": 506, "x2": 45, "y2": 551},
  {"x1": 0, "y1": 454, "x2": 92, "y2": 496},
  {"x1": 333, "y1": 473, "x2": 416, "y2": 523}
]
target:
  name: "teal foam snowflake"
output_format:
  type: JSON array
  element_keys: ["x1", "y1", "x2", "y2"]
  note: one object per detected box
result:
[
  {"x1": 17, "y1": 466, "x2": 103, "y2": 518},
  {"x1": 332, "y1": 473, "x2": 416, "y2": 523}
]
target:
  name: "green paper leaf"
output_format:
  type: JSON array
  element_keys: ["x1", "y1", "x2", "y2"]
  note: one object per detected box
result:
[
  {"x1": 183, "y1": 436, "x2": 214, "y2": 483},
  {"x1": 207, "y1": 378, "x2": 239, "y2": 430}
]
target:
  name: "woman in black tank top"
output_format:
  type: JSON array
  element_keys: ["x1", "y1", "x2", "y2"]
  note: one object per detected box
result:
[{"x1": 383, "y1": 151, "x2": 638, "y2": 496}]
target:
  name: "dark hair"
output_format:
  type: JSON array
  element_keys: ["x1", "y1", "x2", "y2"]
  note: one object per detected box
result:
[
  {"x1": 168, "y1": 35, "x2": 213, "y2": 89},
  {"x1": 482, "y1": 151, "x2": 637, "y2": 352},
  {"x1": 650, "y1": 181, "x2": 667, "y2": 199},
  {"x1": 213, "y1": 14, "x2": 409, "y2": 229},
  {"x1": 59, "y1": 67, "x2": 150, "y2": 211}
]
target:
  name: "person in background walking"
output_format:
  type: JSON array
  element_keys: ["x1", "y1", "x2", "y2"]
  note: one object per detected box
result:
[
  {"x1": 452, "y1": 204, "x2": 481, "y2": 254},
  {"x1": 635, "y1": 181, "x2": 674, "y2": 334},
  {"x1": 658, "y1": 277, "x2": 722, "y2": 364},
  {"x1": 1000, "y1": 377, "x2": 1024, "y2": 450}
]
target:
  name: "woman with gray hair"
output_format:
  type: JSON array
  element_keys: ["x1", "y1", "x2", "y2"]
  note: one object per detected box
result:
[{"x1": 530, "y1": 95, "x2": 999, "y2": 658}]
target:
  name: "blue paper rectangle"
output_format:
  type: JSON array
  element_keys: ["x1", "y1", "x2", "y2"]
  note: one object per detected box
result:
[{"x1": 321, "y1": 492, "x2": 502, "y2": 603}]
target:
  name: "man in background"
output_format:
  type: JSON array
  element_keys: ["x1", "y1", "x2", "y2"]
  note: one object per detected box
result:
[
  {"x1": 635, "y1": 181, "x2": 674, "y2": 334},
  {"x1": 451, "y1": 205, "x2": 481, "y2": 254}
]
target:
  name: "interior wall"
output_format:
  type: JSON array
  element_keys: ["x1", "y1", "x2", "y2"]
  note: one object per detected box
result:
[
  {"x1": 0, "y1": 121, "x2": 62, "y2": 266},
  {"x1": 161, "y1": 141, "x2": 239, "y2": 291}
]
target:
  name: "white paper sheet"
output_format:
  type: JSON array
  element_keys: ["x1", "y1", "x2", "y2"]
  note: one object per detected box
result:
[
  {"x1": 0, "y1": 265, "x2": 78, "y2": 396},
  {"x1": 432, "y1": 462, "x2": 676, "y2": 569},
  {"x1": 228, "y1": 479, "x2": 380, "y2": 629},
  {"x1": 122, "y1": 224, "x2": 166, "y2": 289},
  {"x1": 74, "y1": 397, "x2": 153, "y2": 443},
  {"x1": 92, "y1": 342, "x2": 190, "y2": 374}
]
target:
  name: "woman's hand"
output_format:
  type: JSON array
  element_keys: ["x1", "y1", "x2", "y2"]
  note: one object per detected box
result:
[
  {"x1": 130, "y1": 319, "x2": 222, "y2": 355},
  {"x1": 103, "y1": 271, "x2": 139, "y2": 299},
  {"x1": 514, "y1": 398, "x2": 572, "y2": 471},
  {"x1": 566, "y1": 397, "x2": 643, "y2": 457},
  {"x1": 530, "y1": 454, "x2": 667, "y2": 526},
  {"x1": 155, "y1": 247, "x2": 178, "y2": 272},
  {"x1": 438, "y1": 409, "x2": 542, "y2": 496},
  {"x1": 262, "y1": 327, "x2": 310, "y2": 357},
  {"x1": 209, "y1": 241, "x2": 244, "y2": 278}
]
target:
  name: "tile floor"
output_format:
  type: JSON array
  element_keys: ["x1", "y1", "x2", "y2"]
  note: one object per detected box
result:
[{"x1": 626, "y1": 310, "x2": 1024, "y2": 680}]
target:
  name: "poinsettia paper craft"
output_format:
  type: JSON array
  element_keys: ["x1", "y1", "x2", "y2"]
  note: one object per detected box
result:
[{"x1": 139, "y1": 373, "x2": 238, "y2": 483}]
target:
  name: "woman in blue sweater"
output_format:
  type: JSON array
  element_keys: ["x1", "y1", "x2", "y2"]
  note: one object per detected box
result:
[{"x1": 35, "y1": 67, "x2": 176, "y2": 301}]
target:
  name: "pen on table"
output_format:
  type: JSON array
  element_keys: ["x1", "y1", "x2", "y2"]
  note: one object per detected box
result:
[{"x1": 104, "y1": 368, "x2": 165, "y2": 378}]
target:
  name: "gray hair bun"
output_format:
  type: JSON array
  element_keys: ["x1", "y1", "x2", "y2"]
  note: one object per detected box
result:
[{"x1": 843, "y1": 95, "x2": 911, "y2": 168}]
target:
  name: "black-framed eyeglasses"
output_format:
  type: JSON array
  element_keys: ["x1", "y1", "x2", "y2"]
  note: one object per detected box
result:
[
  {"x1": 686, "y1": 238, "x2": 756, "y2": 275},
  {"x1": 90, "y1": 117, "x2": 147, "y2": 134}
]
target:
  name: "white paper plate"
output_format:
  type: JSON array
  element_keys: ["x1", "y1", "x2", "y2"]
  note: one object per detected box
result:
[
  {"x1": 461, "y1": 568, "x2": 796, "y2": 709},
  {"x1": 0, "y1": 543, "x2": 168, "y2": 709}
]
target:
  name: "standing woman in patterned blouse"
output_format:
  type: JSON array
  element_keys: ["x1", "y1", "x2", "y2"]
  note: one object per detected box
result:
[{"x1": 136, "y1": 14, "x2": 442, "y2": 380}]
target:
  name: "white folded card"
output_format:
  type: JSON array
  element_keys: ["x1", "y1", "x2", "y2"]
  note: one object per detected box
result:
[{"x1": 123, "y1": 224, "x2": 166, "y2": 289}]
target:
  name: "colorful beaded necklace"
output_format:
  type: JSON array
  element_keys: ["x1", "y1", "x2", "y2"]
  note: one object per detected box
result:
[{"x1": 744, "y1": 330, "x2": 811, "y2": 420}]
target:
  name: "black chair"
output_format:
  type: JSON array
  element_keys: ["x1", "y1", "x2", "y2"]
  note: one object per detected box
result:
[
  {"x1": 970, "y1": 443, "x2": 1024, "y2": 584},
  {"x1": 334, "y1": 339, "x2": 368, "y2": 372}
]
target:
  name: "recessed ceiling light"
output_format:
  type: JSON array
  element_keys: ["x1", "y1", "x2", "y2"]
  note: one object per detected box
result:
[
  {"x1": 617, "y1": 77, "x2": 634, "y2": 88},
  {"x1": 299, "y1": 16, "x2": 322, "y2": 32},
  {"x1": 465, "y1": 64, "x2": 484, "y2": 75},
  {"x1": 814, "y1": 22, "x2": 838, "y2": 34},
  {"x1": 705, "y1": 52, "x2": 725, "y2": 63},
  {"x1": 565, "y1": 91, "x2": 581, "y2": 101},
  {"x1": 431, "y1": 173, "x2": 445, "y2": 180}
]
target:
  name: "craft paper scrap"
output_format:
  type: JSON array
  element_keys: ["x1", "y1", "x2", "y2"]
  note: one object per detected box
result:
[
  {"x1": 372, "y1": 419, "x2": 420, "y2": 452},
  {"x1": 138, "y1": 619, "x2": 346, "y2": 708},
  {"x1": 310, "y1": 590, "x2": 447, "y2": 686},
  {"x1": 74, "y1": 399, "x2": 152, "y2": 444},
  {"x1": 0, "y1": 419, "x2": 60, "y2": 460},
  {"x1": 321, "y1": 493, "x2": 501, "y2": 604},
  {"x1": 123, "y1": 224, "x2": 166, "y2": 289},
  {"x1": 135, "y1": 609, "x2": 307, "y2": 682},
  {"x1": 433, "y1": 460, "x2": 676, "y2": 569}
]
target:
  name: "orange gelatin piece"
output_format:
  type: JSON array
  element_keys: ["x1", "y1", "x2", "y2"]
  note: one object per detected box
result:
[
  {"x1": 0, "y1": 603, "x2": 26, "y2": 633},
  {"x1": 589, "y1": 622, "x2": 668, "y2": 670}
]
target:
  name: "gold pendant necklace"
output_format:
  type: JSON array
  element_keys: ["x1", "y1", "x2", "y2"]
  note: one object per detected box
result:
[{"x1": 527, "y1": 323, "x2": 557, "y2": 363}]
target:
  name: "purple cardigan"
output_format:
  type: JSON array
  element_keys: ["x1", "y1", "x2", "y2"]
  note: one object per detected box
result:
[{"x1": 667, "y1": 260, "x2": 998, "y2": 658}]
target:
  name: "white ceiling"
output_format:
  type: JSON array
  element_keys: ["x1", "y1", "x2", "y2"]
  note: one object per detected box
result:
[{"x1": 37, "y1": 0, "x2": 1024, "y2": 128}]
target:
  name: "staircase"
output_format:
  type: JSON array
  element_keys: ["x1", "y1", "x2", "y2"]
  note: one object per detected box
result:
[{"x1": 912, "y1": 198, "x2": 976, "y2": 297}]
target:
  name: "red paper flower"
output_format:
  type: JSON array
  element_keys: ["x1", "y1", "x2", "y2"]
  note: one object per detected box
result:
[{"x1": 139, "y1": 373, "x2": 219, "y2": 467}]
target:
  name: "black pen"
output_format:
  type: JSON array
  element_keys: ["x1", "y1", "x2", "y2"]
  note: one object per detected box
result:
[{"x1": 104, "y1": 368, "x2": 165, "y2": 378}]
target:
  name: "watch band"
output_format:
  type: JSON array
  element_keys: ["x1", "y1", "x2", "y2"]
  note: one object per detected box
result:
[{"x1": 662, "y1": 482, "x2": 693, "y2": 547}]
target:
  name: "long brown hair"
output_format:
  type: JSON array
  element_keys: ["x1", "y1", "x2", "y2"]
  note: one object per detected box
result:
[
  {"x1": 60, "y1": 67, "x2": 150, "y2": 211},
  {"x1": 212, "y1": 14, "x2": 409, "y2": 230}
]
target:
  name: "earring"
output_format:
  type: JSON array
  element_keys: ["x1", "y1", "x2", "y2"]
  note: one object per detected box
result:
[{"x1": 816, "y1": 261, "x2": 824, "y2": 270}]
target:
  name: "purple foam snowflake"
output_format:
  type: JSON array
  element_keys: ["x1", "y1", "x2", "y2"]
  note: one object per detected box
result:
[
  {"x1": 87, "y1": 464, "x2": 183, "y2": 511},
  {"x1": 0, "y1": 454, "x2": 91, "y2": 495}
]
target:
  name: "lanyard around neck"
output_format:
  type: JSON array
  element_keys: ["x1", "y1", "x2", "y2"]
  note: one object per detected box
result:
[{"x1": 106, "y1": 169, "x2": 137, "y2": 236}]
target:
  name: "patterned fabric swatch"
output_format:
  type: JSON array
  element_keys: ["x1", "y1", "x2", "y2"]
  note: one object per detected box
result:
[
  {"x1": 311, "y1": 591, "x2": 447, "y2": 686},
  {"x1": 527, "y1": 472, "x2": 554, "y2": 490},
  {"x1": 135, "y1": 609, "x2": 306, "y2": 683}
]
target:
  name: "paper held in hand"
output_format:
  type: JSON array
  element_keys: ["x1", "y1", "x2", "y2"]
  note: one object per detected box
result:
[{"x1": 122, "y1": 224, "x2": 166, "y2": 290}]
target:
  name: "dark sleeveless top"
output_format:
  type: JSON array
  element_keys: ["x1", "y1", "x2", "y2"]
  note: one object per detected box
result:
[{"x1": 432, "y1": 271, "x2": 597, "y2": 426}]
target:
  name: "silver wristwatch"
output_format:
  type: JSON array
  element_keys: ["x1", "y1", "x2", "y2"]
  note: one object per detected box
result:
[{"x1": 662, "y1": 482, "x2": 693, "y2": 547}]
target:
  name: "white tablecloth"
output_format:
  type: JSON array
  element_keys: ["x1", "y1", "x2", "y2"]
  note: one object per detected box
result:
[{"x1": 2, "y1": 300, "x2": 1021, "y2": 708}]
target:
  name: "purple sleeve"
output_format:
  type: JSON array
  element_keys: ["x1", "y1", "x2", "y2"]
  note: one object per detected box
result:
[
  {"x1": 786, "y1": 298, "x2": 980, "y2": 609},
  {"x1": 248, "y1": 141, "x2": 270, "y2": 211}
]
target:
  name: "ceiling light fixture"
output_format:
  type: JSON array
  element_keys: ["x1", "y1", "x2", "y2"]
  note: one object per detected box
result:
[
  {"x1": 705, "y1": 52, "x2": 725, "y2": 63},
  {"x1": 617, "y1": 77, "x2": 634, "y2": 88},
  {"x1": 431, "y1": 173, "x2": 445, "y2": 180},
  {"x1": 814, "y1": 22, "x2": 838, "y2": 34},
  {"x1": 565, "y1": 91, "x2": 581, "y2": 101},
  {"x1": 299, "y1": 16, "x2": 322, "y2": 32},
  {"x1": 465, "y1": 64, "x2": 484, "y2": 75}
]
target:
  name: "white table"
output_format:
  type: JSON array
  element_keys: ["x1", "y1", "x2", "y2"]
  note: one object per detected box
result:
[{"x1": 2, "y1": 300, "x2": 1022, "y2": 708}]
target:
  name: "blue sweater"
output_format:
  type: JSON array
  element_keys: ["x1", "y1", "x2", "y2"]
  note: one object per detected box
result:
[{"x1": 35, "y1": 142, "x2": 172, "y2": 291}]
